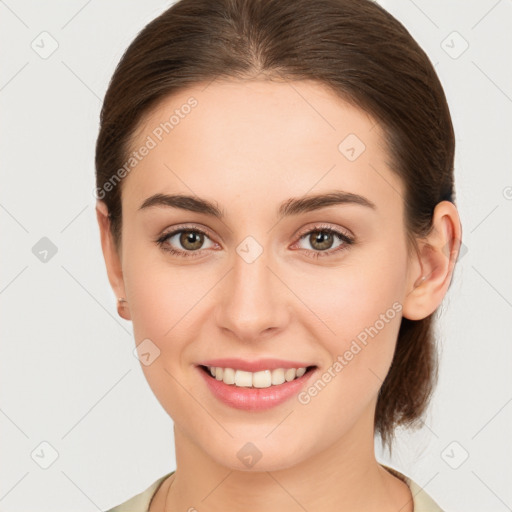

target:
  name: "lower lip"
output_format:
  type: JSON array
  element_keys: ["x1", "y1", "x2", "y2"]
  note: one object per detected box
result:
[{"x1": 197, "y1": 366, "x2": 316, "y2": 411}]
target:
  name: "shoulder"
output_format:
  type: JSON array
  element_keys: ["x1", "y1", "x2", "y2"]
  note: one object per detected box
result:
[
  {"x1": 105, "y1": 467, "x2": 445, "y2": 512},
  {"x1": 381, "y1": 464, "x2": 446, "y2": 512},
  {"x1": 104, "y1": 471, "x2": 175, "y2": 512},
  {"x1": 407, "y1": 478, "x2": 445, "y2": 512}
]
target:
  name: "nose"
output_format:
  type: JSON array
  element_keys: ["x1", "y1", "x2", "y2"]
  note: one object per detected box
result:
[{"x1": 214, "y1": 246, "x2": 291, "y2": 343}]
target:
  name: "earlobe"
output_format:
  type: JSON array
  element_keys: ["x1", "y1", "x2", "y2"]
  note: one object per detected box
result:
[
  {"x1": 402, "y1": 200, "x2": 462, "y2": 321},
  {"x1": 95, "y1": 200, "x2": 131, "y2": 321}
]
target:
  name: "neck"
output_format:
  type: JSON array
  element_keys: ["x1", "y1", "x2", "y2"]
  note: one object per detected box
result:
[{"x1": 160, "y1": 409, "x2": 412, "y2": 512}]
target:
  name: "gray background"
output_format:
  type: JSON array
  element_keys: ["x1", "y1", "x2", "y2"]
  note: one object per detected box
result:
[{"x1": 1, "y1": 1, "x2": 511, "y2": 510}]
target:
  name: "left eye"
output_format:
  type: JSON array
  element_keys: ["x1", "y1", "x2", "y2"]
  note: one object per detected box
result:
[{"x1": 292, "y1": 226, "x2": 354, "y2": 258}]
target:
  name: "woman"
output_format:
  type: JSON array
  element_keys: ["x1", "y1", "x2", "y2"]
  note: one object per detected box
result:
[{"x1": 96, "y1": 0, "x2": 462, "y2": 510}]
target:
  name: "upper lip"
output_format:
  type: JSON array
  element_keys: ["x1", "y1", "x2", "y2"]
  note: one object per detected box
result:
[{"x1": 197, "y1": 358, "x2": 316, "y2": 373}]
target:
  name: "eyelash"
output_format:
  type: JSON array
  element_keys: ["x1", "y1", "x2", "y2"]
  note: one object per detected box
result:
[{"x1": 155, "y1": 223, "x2": 355, "y2": 260}]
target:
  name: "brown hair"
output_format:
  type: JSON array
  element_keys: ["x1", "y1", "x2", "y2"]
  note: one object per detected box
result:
[{"x1": 95, "y1": 0, "x2": 455, "y2": 453}]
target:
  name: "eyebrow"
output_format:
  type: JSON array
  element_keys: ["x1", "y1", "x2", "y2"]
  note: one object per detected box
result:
[{"x1": 138, "y1": 190, "x2": 377, "y2": 219}]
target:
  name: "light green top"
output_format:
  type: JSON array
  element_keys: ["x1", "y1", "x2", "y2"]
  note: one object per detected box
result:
[{"x1": 105, "y1": 465, "x2": 445, "y2": 512}]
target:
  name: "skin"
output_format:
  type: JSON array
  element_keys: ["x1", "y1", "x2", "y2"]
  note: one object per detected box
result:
[{"x1": 96, "y1": 78, "x2": 461, "y2": 512}]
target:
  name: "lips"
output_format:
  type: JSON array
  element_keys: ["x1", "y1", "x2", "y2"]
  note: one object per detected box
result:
[{"x1": 196, "y1": 358, "x2": 318, "y2": 411}]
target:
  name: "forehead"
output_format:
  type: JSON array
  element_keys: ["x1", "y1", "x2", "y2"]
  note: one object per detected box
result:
[{"x1": 122, "y1": 78, "x2": 402, "y2": 214}]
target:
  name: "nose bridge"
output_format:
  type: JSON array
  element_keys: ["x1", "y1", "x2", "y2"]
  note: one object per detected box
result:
[{"x1": 215, "y1": 238, "x2": 289, "y2": 340}]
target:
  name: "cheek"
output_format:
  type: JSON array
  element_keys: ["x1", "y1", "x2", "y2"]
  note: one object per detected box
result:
[
  {"x1": 122, "y1": 246, "x2": 210, "y2": 388},
  {"x1": 295, "y1": 248, "x2": 407, "y2": 399},
  {"x1": 297, "y1": 247, "x2": 406, "y2": 339},
  {"x1": 123, "y1": 256, "x2": 198, "y2": 416},
  {"x1": 121, "y1": 235, "x2": 197, "y2": 340},
  {"x1": 125, "y1": 272, "x2": 174, "y2": 343},
  {"x1": 294, "y1": 284, "x2": 404, "y2": 441}
]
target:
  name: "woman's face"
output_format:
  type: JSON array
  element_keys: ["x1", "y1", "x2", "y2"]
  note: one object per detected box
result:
[{"x1": 114, "y1": 79, "x2": 418, "y2": 470}]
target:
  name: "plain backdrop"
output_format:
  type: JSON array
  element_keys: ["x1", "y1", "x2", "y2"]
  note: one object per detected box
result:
[{"x1": 0, "y1": 1, "x2": 511, "y2": 511}]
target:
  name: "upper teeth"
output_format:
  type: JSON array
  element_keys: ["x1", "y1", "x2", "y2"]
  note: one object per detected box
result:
[{"x1": 207, "y1": 366, "x2": 307, "y2": 388}]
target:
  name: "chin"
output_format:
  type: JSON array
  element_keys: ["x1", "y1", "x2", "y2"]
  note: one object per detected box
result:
[{"x1": 203, "y1": 435, "x2": 309, "y2": 473}]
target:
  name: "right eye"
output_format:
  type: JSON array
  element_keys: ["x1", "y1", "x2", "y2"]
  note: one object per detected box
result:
[{"x1": 155, "y1": 226, "x2": 216, "y2": 258}]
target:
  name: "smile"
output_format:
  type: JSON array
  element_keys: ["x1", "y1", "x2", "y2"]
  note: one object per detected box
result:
[{"x1": 197, "y1": 363, "x2": 318, "y2": 411}]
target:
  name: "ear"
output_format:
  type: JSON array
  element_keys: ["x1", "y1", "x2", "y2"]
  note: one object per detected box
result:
[
  {"x1": 95, "y1": 200, "x2": 131, "y2": 321},
  {"x1": 402, "y1": 200, "x2": 462, "y2": 321}
]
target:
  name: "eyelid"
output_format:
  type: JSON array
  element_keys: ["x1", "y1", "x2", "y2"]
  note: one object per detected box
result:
[
  {"x1": 293, "y1": 222, "x2": 354, "y2": 241},
  {"x1": 159, "y1": 223, "x2": 213, "y2": 238}
]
